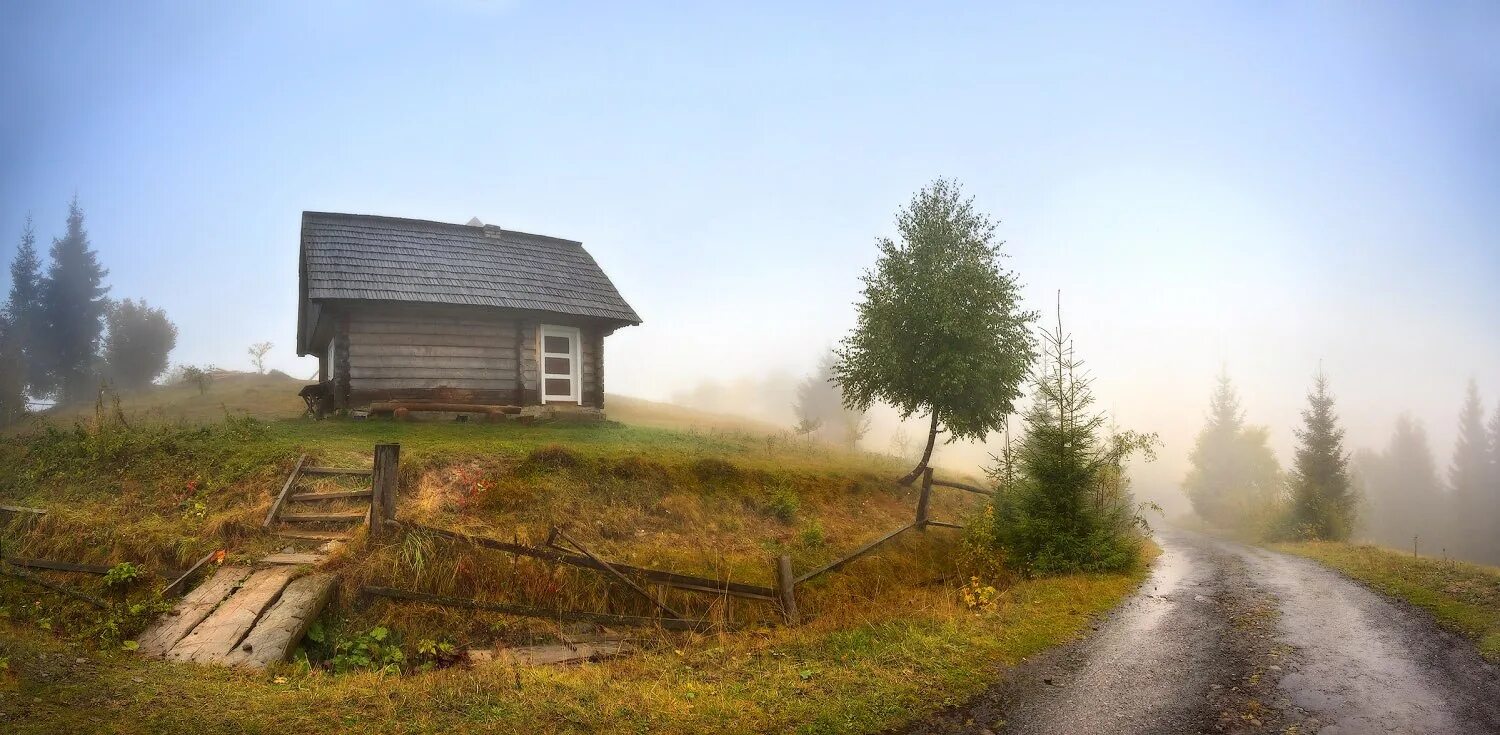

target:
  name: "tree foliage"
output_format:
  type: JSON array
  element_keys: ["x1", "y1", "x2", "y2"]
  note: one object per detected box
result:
[
  {"x1": 1356, "y1": 413, "x2": 1441, "y2": 550},
  {"x1": 1182, "y1": 371, "x2": 1282, "y2": 530},
  {"x1": 248, "y1": 341, "x2": 273, "y2": 373},
  {"x1": 834, "y1": 178, "x2": 1037, "y2": 481},
  {"x1": 6, "y1": 215, "x2": 44, "y2": 394},
  {"x1": 1446, "y1": 381, "x2": 1492, "y2": 561},
  {"x1": 979, "y1": 301, "x2": 1154, "y2": 575},
  {"x1": 793, "y1": 350, "x2": 870, "y2": 449},
  {"x1": 1284, "y1": 371, "x2": 1356, "y2": 540},
  {"x1": 38, "y1": 197, "x2": 110, "y2": 403},
  {"x1": 103, "y1": 299, "x2": 178, "y2": 389}
]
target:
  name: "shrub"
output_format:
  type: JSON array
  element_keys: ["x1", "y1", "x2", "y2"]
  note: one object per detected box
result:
[
  {"x1": 763, "y1": 483, "x2": 799, "y2": 523},
  {"x1": 690, "y1": 457, "x2": 740, "y2": 484},
  {"x1": 525, "y1": 444, "x2": 580, "y2": 470}
]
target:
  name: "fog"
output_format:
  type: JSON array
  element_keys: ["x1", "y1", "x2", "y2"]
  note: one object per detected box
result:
[{"x1": 5, "y1": 5, "x2": 1499, "y2": 553}]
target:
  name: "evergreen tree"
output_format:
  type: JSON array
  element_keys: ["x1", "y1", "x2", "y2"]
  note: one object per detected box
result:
[
  {"x1": 984, "y1": 299, "x2": 1152, "y2": 575},
  {"x1": 38, "y1": 197, "x2": 110, "y2": 403},
  {"x1": 6, "y1": 215, "x2": 44, "y2": 394},
  {"x1": 0, "y1": 314, "x2": 26, "y2": 425},
  {"x1": 1285, "y1": 371, "x2": 1356, "y2": 540},
  {"x1": 1359, "y1": 414, "x2": 1441, "y2": 551},
  {"x1": 1487, "y1": 403, "x2": 1500, "y2": 560},
  {"x1": 1447, "y1": 380, "x2": 1490, "y2": 560},
  {"x1": 834, "y1": 179, "x2": 1038, "y2": 484},
  {"x1": 793, "y1": 350, "x2": 870, "y2": 449},
  {"x1": 1182, "y1": 371, "x2": 1282, "y2": 530},
  {"x1": 103, "y1": 299, "x2": 178, "y2": 389}
]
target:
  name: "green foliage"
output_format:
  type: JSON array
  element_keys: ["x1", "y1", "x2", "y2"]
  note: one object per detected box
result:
[
  {"x1": 38, "y1": 197, "x2": 111, "y2": 403},
  {"x1": 6, "y1": 214, "x2": 44, "y2": 395},
  {"x1": 1445, "y1": 381, "x2": 1495, "y2": 561},
  {"x1": 103, "y1": 299, "x2": 178, "y2": 390},
  {"x1": 833, "y1": 178, "x2": 1038, "y2": 450},
  {"x1": 328, "y1": 625, "x2": 406, "y2": 674},
  {"x1": 413, "y1": 637, "x2": 463, "y2": 671},
  {"x1": 763, "y1": 482, "x2": 800, "y2": 522},
  {"x1": 799, "y1": 521, "x2": 825, "y2": 548},
  {"x1": 103, "y1": 562, "x2": 142, "y2": 588},
  {"x1": 1358, "y1": 414, "x2": 1442, "y2": 551},
  {"x1": 1283, "y1": 371, "x2": 1356, "y2": 541},
  {"x1": 982, "y1": 303, "x2": 1151, "y2": 575},
  {"x1": 1182, "y1": 371, "x2": 1282, "y2": 531}
]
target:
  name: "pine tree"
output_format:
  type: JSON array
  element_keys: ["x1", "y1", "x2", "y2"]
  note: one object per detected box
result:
[
  {"x1": 986, "y1": 298, "x2": 1152, "y2": 575},
  {"x1": 1182, "y1": 370, "x2": 1282, "y2": 530},
  {"x1": 39, "y1": 197, "x2": 110, "y2": 403},
  {"x1": 6, "y1": 214, "x2": 44, "y2": 394},
  {"x1": 834, "y1": 179, "x2": 1038, "y2": 484},
  {"x1": 0, "y1": 314, "x2": 26, "y2": 425},
  {"x1": 1486, "y1": 404, "x2": 1500, "y2": 561},
  {"x1": 1359, "y1": 414, "x2": 1441, "y2": 551},
  {"x1": 1447, "y1": 381, "x2": 1490, "y2": 560},
  {"x1": 1286, "y1": 371, "x2": 1355, "y2": 540}
]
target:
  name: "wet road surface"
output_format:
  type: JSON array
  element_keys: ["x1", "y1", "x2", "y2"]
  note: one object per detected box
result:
[{"x1": 900, "y1": 527, "x2": 1500, "y2": 735}]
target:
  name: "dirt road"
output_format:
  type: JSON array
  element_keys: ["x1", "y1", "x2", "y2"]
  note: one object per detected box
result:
[{"x1": 901, "y1": 527, "x2": 1500, "y2": 735}]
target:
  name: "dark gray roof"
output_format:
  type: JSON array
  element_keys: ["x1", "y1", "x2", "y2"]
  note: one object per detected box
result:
[{"x1": 301, "y1": 211, "x2": 641, "y2": 324}]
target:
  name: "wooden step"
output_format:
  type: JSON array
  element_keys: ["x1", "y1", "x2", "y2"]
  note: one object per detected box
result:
[
  {"x1": 301, "y1": 467, "x2": 372, "y2": 477},
  {"x1": 165, "y1": 566, "x2": 297, "y2": 664},
  {"x1": 273, "y1": 529, "x2": 354, "y2": 541},
  {"x1": 280, "y1": 511, "x2": 367, "y2": 523},
  {"x1": 258, "y1": 552, "x2": 327, "y2": 566},
  {"x1": 137, "y1": 566, "x2": 252, "y2": 657},
  {"x1": 289, "y1": 489, "x2": 372, "y2": 502},
  {"x1": 222, "y1": 573, "x2": 339, "y2": 668}
]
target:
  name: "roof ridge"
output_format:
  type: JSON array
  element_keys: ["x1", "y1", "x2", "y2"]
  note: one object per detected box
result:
[{"x1": 303, "y1": 211, "x2": 581, "y2": 246}]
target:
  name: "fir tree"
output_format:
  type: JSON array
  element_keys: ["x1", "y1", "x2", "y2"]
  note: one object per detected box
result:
[
  {"x1": 1182, "y1": 370, "x2": 1282, "y2": 530},
  {"x1": 1359, "y1": 414, "x2": 1441, "y2": 550},
  {"x1": 985, "y1": 297, "x2": 1153, "y2": 575},
  {"x1": 6, "y1": 214, "x2": 44, "y2": 394},
  {"x1": 1286, "y1": 371, "x2": 1355, "y2": 540},
  {"x1": 39, "y1": 197, "x2": 110, "y2": 403},
  {"x1": 0, "y1": 314, "x2": 26, "y2": 425},
  {"x1": 834, "y1": 179, "x2": 1038, "y2": 484},
  {"x1": 1447, "y1": 381, "x2": 1490, "y2": 560}
]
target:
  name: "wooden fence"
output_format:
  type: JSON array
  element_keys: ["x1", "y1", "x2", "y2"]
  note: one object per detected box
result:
[{"x1": 363, "y1": 451, "x2": 991, "y2": 628}]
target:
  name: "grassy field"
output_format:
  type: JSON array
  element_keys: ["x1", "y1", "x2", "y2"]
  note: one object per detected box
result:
[
  {"x1": 1275, "y1": 541, "x2": 1500, "y2": 662},
  {"x1": 0, "y1": 375, "x2": 1154, "y2": 733}
]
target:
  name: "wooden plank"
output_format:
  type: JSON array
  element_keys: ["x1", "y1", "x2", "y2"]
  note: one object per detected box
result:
[
  {"x1": 793, "y1": 523, "x2": 915, "y2": 585},
  {"x1": 161, "y1": 551, "x2": 220, "y2": 598},
  {"x1": 258, "y1": 553, "x2": 326, "y2": 566},
  {"x1": 371, "y1": 443, "x2": 400, "y2": 535},
  {"x1": 137, "y1": 566, "x2": 252, "y2": 656},
  {"x1": 0, "y1": 564, "x2": 108, "y2": 608},
  {"x1": 300, "y1": 467, "x2": 373, "y2": 477},
  {"x1": 553, "y1": 527, "x2": 684, "y2": 620},
  {"x1": 280, "y1": 511, "x2": 367, "y2": 523},
  {"x1": 0, "y1": 505, "x2": 46, "y2": 516},
  {"x1": 352, "y1": 378, "x2": 518, "y2": 390},
  {"x1": 4, "y1": 557, "x2": 113, "y2": 575},
  {"x1": 222, "y1": 573, "x2": 338, "y2": 668},
  {"x1": 350, "y1": 334, "x2": 517, "y2": 349},
  {"x1": 496, "y1": 641, "x2": 634, "y2": 666},
  {"x1": 930, "y1": 478, "x2": 994, "y2": 496},
  {"x1": 368, "y1": 402, "x2": 516, "y2": 415},
  {"x1": 350, "y1": 366, "x2": 511, "y2": 380},
  {"x1": 348, "y1": 344, "x2": 513, "y2": 359},
  {"x1": 925, "y1": 520, "x2": 965, "y2": 530},
  {"x1": 775, "y1": 555, "x2": 800, "y2": 625},
  {"x1": 402, "y1": 522, "x2": 776, "y2": 599},
  {"x1": 262, "y1": 455, "x2": 308, "y2": 529},
  {"x1": 166, "y1": 566, "x2": 297, "y2": 664},
  {"x1": 290, "y1": 489, "x2": 372, "y2": 501},
  {"x1": 363, "y1": 587, "x2": 718, "y2": 632},
  {"x1": 274, "y1": 529, "x2": 353, "y2": 541},
  {"x1": 350, "y1": 356, "x2": 517, "y2": 370}
]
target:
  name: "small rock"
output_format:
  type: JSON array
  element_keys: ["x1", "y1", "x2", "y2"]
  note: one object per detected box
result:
[
  {"x1": 75, "y1": 657, "x2": 86, "y2": 664},
  {"x1": 131, "y1": 677, "x2": 143, "y2": 684},
  {"x1": 1269, "y1": 665, "x2": 1281, "y2": 671},
  {"x1": 1211, "y1": 684, "x2": 1223, "y2": 689}
]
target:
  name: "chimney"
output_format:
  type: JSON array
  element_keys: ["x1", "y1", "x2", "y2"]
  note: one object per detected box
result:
[{"x1": 465, "y1": 217, "x2": 483, "y2": 227}]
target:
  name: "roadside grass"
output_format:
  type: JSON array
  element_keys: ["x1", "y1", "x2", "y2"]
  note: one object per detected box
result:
[
  {"x1": 1275, "y1": 541, "x2": 1500, "y2": 662},
  {"x1": 0, "y1": 555, "x2": 1150, "y2": 735},
  {"x1": 0, "y1": 380, "x2": 1154, "y2": 732}
]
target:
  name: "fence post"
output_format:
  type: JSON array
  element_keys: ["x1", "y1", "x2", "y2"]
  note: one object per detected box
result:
[
  {"x1": 371, "y1": 443, "x2": 400, "y2": 535},
  {"x1": 915, "y1": 467, "x2": 933, "y2": 530},
  {"x1": 775, "y1": 554, "x2": 800, "y2": 626}
]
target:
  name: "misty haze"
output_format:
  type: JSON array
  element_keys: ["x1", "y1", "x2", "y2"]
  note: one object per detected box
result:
[{"x1": 2, "y1": 3, "x2": 1498, "y2": 734}]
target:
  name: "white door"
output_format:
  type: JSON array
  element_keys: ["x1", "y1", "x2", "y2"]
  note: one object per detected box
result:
[{"x1": 539, "y1": 325, "x2": 581, "y2": 403}]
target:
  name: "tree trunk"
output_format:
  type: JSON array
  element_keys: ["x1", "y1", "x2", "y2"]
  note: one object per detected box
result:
[{"x1": 898, "y1": 413, "x2": 940, "y2": 486}]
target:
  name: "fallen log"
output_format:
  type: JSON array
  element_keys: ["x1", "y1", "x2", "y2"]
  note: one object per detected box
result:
[{"x1": 0, "y1": 563, "x2": 109, "y2": 608}]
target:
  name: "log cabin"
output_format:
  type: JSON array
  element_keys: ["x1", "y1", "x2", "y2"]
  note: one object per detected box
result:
[{"x1": 296, "y1": 211, "x2": 641, "y2": 416}]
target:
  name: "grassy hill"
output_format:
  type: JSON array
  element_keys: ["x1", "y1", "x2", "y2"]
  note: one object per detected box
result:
[{"x1": 0, "y1": 378, "x2": 1151, "y2": 734}]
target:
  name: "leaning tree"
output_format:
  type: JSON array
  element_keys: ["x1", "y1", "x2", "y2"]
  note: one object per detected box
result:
[{"x1": 834, "y1": 178, "x2": 1037, "y2": 485}]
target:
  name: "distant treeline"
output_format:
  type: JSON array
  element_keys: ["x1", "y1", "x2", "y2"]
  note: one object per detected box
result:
[
  {"x1": 0, "y1": 198, "x2": 177, "y2": 424},
  {"x1": 1185, "y1": 371, "x2": 1500, "y2": 564}
]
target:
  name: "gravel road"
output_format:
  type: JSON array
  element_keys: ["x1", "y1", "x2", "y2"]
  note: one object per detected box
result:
[{"x1": 899, "y1": 527, "x2": 1500, "y2": 735}]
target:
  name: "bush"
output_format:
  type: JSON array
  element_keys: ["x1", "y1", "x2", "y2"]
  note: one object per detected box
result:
[{"x1": 763, "y1": 482, "x2": 799, "y2": 522}]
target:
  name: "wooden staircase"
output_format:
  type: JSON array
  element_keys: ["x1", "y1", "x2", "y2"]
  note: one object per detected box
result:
[{"x1": 264, "y1": 455, "x2": 374, "y2": 543}]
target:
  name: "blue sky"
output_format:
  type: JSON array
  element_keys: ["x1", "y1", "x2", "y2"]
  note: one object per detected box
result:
[{"x1": 3, "y1": 1, "x2": 1498, "y2": 503}]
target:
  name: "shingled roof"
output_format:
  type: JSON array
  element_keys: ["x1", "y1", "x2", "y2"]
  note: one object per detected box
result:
[{"x1": 300, "y1": 211, "x2": 642, "y2": 325}]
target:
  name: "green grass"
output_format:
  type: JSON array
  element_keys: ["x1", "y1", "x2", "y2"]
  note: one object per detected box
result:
[
  {"x1": 1275, "y1": 541, "x2": 1500, "y2": 662},
  {"x1": 0, "y1": 378, "x2": 1153, "y2": 733}
]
